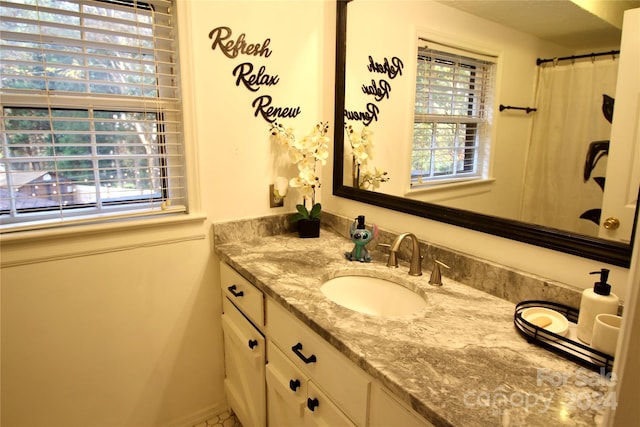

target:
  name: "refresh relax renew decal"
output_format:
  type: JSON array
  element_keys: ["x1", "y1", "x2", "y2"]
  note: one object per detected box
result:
[
  {"x1": 344, "y1": 55, "x2": 404, "y2": 126},
  {"x1": 208, "y1": 26, "x2": 302, "y2": 123}
]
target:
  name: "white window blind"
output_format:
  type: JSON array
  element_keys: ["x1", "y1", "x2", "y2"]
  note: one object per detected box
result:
[
  {"x1": 0, "y1": 0, "x2": 185, "y2": 231},
  {"x1": 412, "y1": 40, "x2": 495, "y2": 186}
]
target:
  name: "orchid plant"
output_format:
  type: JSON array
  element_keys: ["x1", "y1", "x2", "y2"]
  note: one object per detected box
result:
[
  {"x1": 270, "y1": 121, "x2": 330, "y2": 221},
  {"x1": 345, "y1": 124, "x2": 390, "y2": 190}
]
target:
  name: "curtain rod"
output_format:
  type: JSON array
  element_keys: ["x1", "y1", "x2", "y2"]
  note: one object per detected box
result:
[
  {"x1": 499, "y1": 104, "x2": 536, "y2": 114},
  {"x1": 536, "y1": 50, "x2": 620, "y2": 66}
]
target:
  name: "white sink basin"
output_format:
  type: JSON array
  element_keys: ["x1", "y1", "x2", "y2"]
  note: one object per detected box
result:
[{"x1": 320, "y1": 275, "x2": 426, "y2": 317}]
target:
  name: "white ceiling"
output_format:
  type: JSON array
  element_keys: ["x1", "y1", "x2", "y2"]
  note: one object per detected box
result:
[{"x1": 434, "y1": 0, "x2": 640, "y2": 49}]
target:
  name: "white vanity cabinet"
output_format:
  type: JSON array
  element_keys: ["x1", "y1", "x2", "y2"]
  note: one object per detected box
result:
[
  {"x1": 220, "y1": 263, "x2": 266, "y2": 427},
  {"x1": 266, "y1": 298, "x2": 369, "y2": 427},
  {"x1": 219, "y1": 261, "x2": 434, "y2": 427}
]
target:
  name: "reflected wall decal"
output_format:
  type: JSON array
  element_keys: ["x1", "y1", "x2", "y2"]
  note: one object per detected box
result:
[{"x1": 344, "y1": 55, "x2": 404, "y2": 125}]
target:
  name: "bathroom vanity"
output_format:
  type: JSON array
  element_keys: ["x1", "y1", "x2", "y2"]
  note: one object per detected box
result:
[
  {"x1": 215, "y1": 220, "x2": 612, "y2": 426},
  {"x1": 220, "y1": 261, "x2": 430, "y2": 427}
]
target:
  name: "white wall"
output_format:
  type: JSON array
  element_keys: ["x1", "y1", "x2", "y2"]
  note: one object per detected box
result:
[
  {"x1": 190, "y1": 0, "x2": 336, "y2": 221},
  {"x1": 0, "y1": 1, "x2": 335, "y2": 426},
  {"x1": 1, "y1": 223, "x2": 219, "y2": 427}
]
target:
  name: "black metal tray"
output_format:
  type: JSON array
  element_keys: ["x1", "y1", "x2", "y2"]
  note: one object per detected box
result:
[{"x1": 514, "y1": 300, "x2": 614, "y2": 373}]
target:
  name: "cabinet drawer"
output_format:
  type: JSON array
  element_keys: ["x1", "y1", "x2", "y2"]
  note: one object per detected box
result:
[
  {"x1": 267, "y1": 298, "x2": 370, "y2": 427},
  {"x1": 220, "y1": 262, "x2": 264, "y2": 328},
  {"x1": 266, "y1": 341, "x2": 308, "y2": 422},
  {"x1": 305, "y1": 381, "x2": 357, "y2": 427}
]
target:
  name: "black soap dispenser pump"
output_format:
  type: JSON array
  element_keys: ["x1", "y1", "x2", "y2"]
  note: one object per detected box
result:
[{"x1": 576, "y1": 268, "x2": 619, "y2": 344}]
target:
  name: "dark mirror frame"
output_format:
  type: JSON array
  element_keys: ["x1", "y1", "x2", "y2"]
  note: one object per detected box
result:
[{"x1": 331, "y1": 0, "x2": 631, "y2": 268}]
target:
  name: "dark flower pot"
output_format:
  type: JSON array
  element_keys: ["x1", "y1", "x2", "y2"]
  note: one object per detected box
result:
[{"x1": 297, "y1": 218, "x2": 320, "y2": 238}]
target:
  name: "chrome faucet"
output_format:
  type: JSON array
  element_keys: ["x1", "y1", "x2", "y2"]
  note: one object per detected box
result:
[{"x1": 387, "y1": 232, "x2": 423, "y2": 276}]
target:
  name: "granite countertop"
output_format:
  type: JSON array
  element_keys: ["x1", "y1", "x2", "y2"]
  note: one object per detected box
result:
[{"x1": 214, "y1": 230, "x2": 613, "y2": 427}]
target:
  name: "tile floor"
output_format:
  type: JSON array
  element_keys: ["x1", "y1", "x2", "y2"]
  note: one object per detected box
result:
[{"x1": 193, "y1": 410, "x2": 242, "y2": 427}]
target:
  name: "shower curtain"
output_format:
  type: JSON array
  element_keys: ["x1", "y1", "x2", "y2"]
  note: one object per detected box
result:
[{"x1": 520, "y1": 58, "x2": 619, "y2": 236}]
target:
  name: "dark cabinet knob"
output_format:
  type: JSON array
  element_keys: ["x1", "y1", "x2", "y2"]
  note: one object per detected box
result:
[
  {"x1": 289, "y1": 379, "x2": 301, "y2": 391},
  {"x1": 307, "y1": 397, "x2": 319, "y2": 411},
  {"x1": 248, "y1": 339, "x2": 258, "y2": 349}
]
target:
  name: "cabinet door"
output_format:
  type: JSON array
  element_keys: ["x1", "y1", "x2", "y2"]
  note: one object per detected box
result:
[
  {"x1": 222, "y1": 297, "x2": 266, "y2": 427},
  {"x1": 304, "y1": 382, "x2": 356, "y2": 427},
  {"x1": 369, "y1": 383, "x2": 434, "y2": 427},
  {"x1": 266, "y1": 342, "x2": 308, "y2": 427}
]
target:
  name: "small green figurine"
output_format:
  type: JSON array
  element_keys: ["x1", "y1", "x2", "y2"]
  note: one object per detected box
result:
[{"x1": 345, "y1": 215, "x2": 378, "y2": 262}]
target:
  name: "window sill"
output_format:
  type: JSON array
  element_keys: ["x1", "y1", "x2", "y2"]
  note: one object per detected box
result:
[{"x1": 405, "y1": 178, "x2": 496, "y2": 203}]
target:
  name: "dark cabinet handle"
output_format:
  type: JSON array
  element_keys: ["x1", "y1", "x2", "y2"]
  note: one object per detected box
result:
[
  {"x1": 228, "y1": 284, "x2": 244, "y2": 297},
  {"x1": 307, "y1": 397, "x2": 319, "y2": 411},
  {"x1": 289, "y1": 379, "x2": 301, "y2": 391},
  {"x1": 292, "y1": 342, "x2": 316, "y2": 364},
  {"x1": 248, "y1": 339, "x2": 258, "y2": 349}
]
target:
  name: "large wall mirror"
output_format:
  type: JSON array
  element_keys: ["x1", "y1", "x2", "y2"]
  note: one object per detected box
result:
[{"x1": 332, "y1": 0, "x2": 640, "y2": 267}]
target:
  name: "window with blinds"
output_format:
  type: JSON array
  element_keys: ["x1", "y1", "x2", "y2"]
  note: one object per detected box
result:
[
  {"x1": 0, "y1": 0, "x2": 185, "y2": 231},
  {"x1": 411, "y1": 41, "x2": 495, "y2": 187}
]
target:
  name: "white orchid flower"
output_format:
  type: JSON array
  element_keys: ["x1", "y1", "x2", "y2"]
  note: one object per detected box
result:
[
  {"x1": 300, "y1": 167, "x2": 317, "y2": 183},
  {"x1": 298, "y1": 156, "x2": 316, "y2": 173},
  {"x1": 314, "y1": 146, "x2": 329, "y2": 165},
  {"x1": 289, "y1": 176, "x2": 304, "y2": 188},
  {"x1": 270, "y1": 121, "x2": 330, "y2": 209},
  {"x1": 288, "y1": 147, "x2": 304, "y2": 164},
  {"x1": 353, "y1": 144, "x2": 369, "y2": 164},
  {"x1": 346, "y1": 124, "x2": 390, "y2": 191}
]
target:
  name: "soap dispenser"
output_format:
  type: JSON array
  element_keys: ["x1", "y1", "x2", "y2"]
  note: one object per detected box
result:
[{"x1": 576, "y1": 269, "x2": 619, "y2": 344}]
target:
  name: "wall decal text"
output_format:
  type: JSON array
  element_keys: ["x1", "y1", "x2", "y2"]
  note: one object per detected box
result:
[
  {"x1": 344, "y1": 103, "x2": 379, "y2": 126},
  {"x1": 346, "y1": 55, "x2": 405, "y2": 125},
  {"x1": 209, "y1": 26, "x2": 272, "y2": 58},
  {"x1": 233, "y1": 63, "x2": 280, "y2": 92},
  {"x1": 252, "y1": 95, "x2": 302, "y2": 121},
  {"x1": 367, "y1": 56, "x2": 404, "y2": 79},
  {"x1": 209, "y1": 26, "x2": 302, "y2": 123},
  {"x1": 362, "y1": 79, "x2": 391, "y2": 102}
]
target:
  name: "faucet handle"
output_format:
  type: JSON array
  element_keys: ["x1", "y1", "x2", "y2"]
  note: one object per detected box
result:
[
  {"x1": 387, "y1": 251, "x2": 399, "y2": 268},
  {"x1": 429, "y1": 260, "x2": 450, "y2": 286},
  {"x1": 378, "y1": 243, "x2": 399, "y2": 268}
]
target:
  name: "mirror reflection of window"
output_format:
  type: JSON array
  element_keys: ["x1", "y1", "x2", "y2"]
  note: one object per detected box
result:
[{"x1": 412, "y1": 40, "x2": 496, "y2": 188}]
